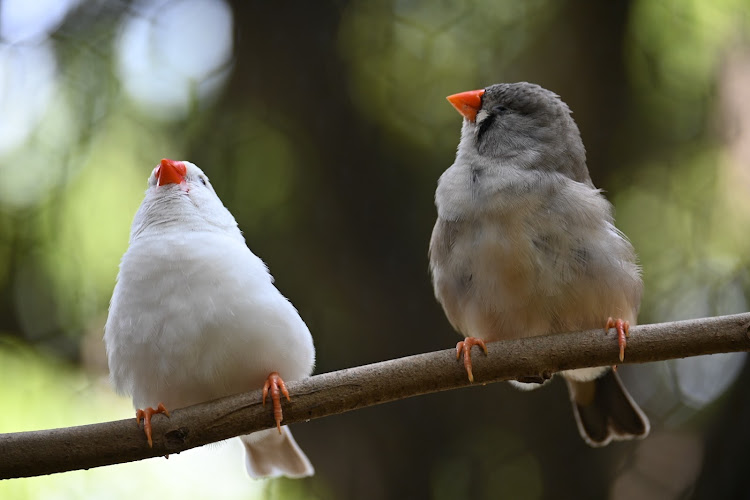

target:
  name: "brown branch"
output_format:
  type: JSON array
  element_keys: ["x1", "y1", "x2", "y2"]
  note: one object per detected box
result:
[{"x1": 2, "y1": 312, "x2": 749, "y2": 480}]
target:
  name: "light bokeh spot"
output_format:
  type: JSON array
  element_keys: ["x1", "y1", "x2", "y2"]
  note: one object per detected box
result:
[{"x1": 115, "y1": 0, "x2": 234, "y2": 119}]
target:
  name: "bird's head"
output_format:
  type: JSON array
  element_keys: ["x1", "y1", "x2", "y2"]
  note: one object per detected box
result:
[
  {"x1": 447, "y1": 82, "x2": 589, "y2": 182},
  {"x1": 130, "y1": 159, "x2": 242, "y2": 240}
]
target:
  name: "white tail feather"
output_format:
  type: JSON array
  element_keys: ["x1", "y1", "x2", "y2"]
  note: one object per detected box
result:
[{"x1": 241, "y1": 427, "x2": 314, "y2": 479}]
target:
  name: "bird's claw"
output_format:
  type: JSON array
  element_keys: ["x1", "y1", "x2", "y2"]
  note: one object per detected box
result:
[
  {"x1": 605, "y1": 317, "x2": 630, "y2": 362},
  {"x1": 262, "y1": 372, "x2": 291, "y2": 433},
  {"x1": 136, "y1": 402, "x2": 170, "y2": 448},
  {"x1": 456, "y1": 337, "x2": 488, "y2": 383}
]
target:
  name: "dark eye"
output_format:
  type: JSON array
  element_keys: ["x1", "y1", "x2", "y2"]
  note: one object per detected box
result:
[
  {"x1": 199, "y1": 176, "x2": 207, "y2": 186},
  {"x1": 492, "y1": 105, "x2": 508, "y2": 114}
]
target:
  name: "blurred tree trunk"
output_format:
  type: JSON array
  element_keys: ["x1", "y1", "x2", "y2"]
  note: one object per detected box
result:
[{"x1": 210, "y1": 1, "x2": 641, "y2": 499}]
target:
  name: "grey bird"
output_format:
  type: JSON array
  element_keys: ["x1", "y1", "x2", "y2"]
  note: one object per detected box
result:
[{"x1": 429, "y1": 82, "x2": 650, "y2": 446}]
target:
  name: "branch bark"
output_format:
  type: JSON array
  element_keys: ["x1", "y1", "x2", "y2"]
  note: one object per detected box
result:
[{"x1": 2, "y1": 312, "x2": 749, "y2": 480}]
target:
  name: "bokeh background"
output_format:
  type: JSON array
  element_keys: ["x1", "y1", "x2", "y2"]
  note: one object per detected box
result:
[{"x1": 1, "y1": 0, "x2": 750, "y2": 498}]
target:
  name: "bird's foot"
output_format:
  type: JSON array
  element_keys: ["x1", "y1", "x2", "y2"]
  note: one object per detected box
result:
[
  {"x1": 136, "y1": 403, "x2": 170, "y2": 448},
  {"x1": 262, "y1": 372, "x2": 291, "y2": 433},
  {"x1": 605, "y1": 317, "x2": 630, "y2": 362},
  {"x1": 456, "y1": 337, "x2": 488, "y2": 383}
]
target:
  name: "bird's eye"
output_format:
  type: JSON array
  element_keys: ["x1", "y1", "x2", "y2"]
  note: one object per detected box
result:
[
  {"x1": 493, "y1": 105, "x2": 508, "y2": 114},
  {"x1": 199, "y1": 176, "x2": 207, "y2": 186}
]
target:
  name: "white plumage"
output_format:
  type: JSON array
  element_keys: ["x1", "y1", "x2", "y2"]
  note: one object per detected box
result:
[{"x1": 105, "y1": 159, "x2": 315, "y2": 478}]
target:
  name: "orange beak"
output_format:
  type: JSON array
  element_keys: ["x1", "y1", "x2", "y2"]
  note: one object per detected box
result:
[
  {"x1": 156, "y1": 158, "x2": 187, "y2": 186},
  {"x1": 446, "y1": 89, "x2": 485, "y2": 122}
]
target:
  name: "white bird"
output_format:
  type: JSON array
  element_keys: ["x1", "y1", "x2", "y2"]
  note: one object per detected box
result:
[
  {"x1": 104, "y1": 158, "x2": 315, "y2": 478},
  {"x1": 430, "y1": 83, "x2": 650, "y2": 446}
]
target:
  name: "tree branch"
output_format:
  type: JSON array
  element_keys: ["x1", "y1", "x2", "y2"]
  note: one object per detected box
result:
[{"x1": 2, "y1": 312, "x2": 749, "y2": 480}]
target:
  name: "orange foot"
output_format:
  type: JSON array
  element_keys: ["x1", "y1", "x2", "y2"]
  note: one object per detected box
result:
[
  {"x1": 136, "y1": 403, "x2": 170, "y2": 448},
  {"x1": 456, "y1": 337, "x2": 488, "y2": 383},
  {"x1": 263, "y1": 372, "x2": 291, "y2": 433},
  {"x1": 606, "y1": 317, "x2": 630, "y2": 362}
]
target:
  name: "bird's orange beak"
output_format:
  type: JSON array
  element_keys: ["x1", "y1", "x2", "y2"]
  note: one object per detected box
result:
[
  {"x1": 446, "y1": 89, "x2": 485, "y2": 122},
  {"x1": 156, "y1": 158, "x2": 187, "y2": 186}
]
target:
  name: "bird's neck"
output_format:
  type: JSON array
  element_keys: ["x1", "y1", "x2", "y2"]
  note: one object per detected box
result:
[{"x1": 129, "y1": 199, "x2": 242, "y2": 243}]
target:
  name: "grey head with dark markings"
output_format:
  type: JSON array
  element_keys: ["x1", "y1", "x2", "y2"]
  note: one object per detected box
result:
[{"x1": 448, "y1": 82, "x2": 592, "y2": 185}]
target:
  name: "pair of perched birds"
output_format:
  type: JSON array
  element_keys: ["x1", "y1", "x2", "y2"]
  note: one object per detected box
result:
[{"x1": 104, "y1": 82, "x2": 650, "y2": 479}]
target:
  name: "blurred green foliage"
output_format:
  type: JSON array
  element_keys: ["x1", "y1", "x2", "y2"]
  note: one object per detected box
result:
[{"x1": 1, "y1": 0, "x2": 750, "y2": 498}]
